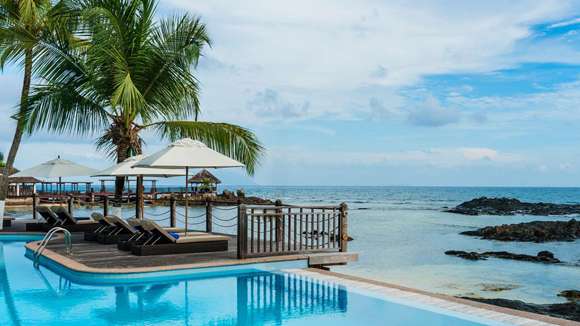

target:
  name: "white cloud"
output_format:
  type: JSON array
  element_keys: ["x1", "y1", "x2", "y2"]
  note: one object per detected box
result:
[
  {"x1": 407, "y1": 96, "x2": 461, "y2": 127},
  {"x1": 264, "y1": 146, "x2": 524, "y2": 169},
  {"x1": 165, "y1": 0, "x2": 578, "y2": 124}
]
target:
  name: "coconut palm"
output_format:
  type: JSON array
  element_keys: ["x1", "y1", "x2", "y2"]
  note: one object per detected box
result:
[
  {"x1": 21, "y1": 0, "x2": 263, "y2": 197},
  {"x1": 0, "y1": 0, "x2": 76, "y2": 208}
]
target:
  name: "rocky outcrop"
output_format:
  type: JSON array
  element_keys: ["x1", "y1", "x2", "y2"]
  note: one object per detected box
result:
[
  {"x1": 462, "y1": 297, "x2": 580, "y2": 322},
  {"x1": 559, "y1": 290, "x2": 580, "y2": 303},
  {"x1": 446, "y1": 197, "x2": 580, "y2": 216},
  {"x1": 460, "y1": 219, "x2": 580, "y2": 242},
  {"x1": 445, "y1": 250, "x2": 561, "y2": 264},
  {"x1": 218, "y1": 190, "x2": 274, "y2": 205}
]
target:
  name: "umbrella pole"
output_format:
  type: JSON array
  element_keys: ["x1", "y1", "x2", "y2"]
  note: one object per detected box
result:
[{"x1": 185, "y1": 167, "x2": 189, "y2": 235}]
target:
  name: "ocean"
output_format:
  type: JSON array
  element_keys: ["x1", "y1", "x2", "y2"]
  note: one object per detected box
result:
[{"x1": 7, "y1": 185, "x2": 580, "y2": 304}]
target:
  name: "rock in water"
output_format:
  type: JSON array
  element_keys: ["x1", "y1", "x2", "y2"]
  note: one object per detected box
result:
[
  {"x1": 461, "y1": 297, "x2": 580, "y2": 322},
  {"x1": 445, "y1": 250, "x2": 487, "y2": 261},
  {"x1": 559, "y1": 290, "x2": 580, "y2": 303},
  {"x1": 460, "y1": 219, "x2": 580, "y2": 242},
  {"x1": 445, "y1": 250, "x2": 561, "y2": 264},
  {"x1": 446, "y1": 197, "x2": 580, "y2": 216}
]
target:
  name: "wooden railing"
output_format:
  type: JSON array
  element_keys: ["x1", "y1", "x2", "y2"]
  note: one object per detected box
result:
[
  {"x1": 237, "y1": 203, "x2": 348, "y2": 259},
  {"x1": 29, "y1": 194, "x2": 349, "y2": 259}
]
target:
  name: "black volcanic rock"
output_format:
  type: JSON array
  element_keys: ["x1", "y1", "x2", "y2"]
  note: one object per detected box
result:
[
  {"x1": 446, "y1": 197, "x2": 580, "y2": 216},
  {"x1": 559, "y1": 290, "x2": 580, "y2": 303},
  {"x1": 460, "y1": 219, "x2": 580, "y2": 242},
  {"x1": 445, "y1": 250, "x2": 561, "y2": 264},
  {"x1": 461, "y1": 297, "x2": 580, "y2": 322}
]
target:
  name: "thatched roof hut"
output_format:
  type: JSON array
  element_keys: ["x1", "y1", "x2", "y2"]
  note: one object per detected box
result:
[{"x1": 188, "y1": 169, "x2": 221, "y2": 185}]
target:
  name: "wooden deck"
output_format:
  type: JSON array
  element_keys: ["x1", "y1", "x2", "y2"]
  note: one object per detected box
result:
[
  {"x1": 3, "y1": 219, "x2": 357, "y2": 273},
  {"x1": 46, "y1": 234, "x2": 241, "y2": 269}
]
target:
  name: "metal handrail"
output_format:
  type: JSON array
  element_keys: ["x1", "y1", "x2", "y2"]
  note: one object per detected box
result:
[{"x1": 33, "y1": 227, "x2": 72, "y2": 268}]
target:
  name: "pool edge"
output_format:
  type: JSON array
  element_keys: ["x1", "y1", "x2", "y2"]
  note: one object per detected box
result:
[{"x1": 294, "y1": 268, "x2": 578, "y2": 326}]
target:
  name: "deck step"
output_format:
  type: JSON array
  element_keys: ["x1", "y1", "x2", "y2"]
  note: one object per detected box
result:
[{"x1": 308, "y1": 252, "x2": 358, "y2": 266}]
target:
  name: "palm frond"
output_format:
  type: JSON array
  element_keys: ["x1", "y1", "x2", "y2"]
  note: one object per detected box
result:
[
  {"x1": 151, "y1": 121, "x2": 264, "y2": 175},
  {"x1": 22, "y1": 81, "x2": 110, "y2": 136}
]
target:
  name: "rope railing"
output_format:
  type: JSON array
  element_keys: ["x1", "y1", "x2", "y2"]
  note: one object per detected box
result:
[
  {"x1": 145, "y1": 209, "x2": 171, "y2": 217},
  {"x1": 148, "y1": 216, "x2": 170, "y2": 222},
  {"x1": 175, "y1": 209, "x2": 206, "y2": 219},
  {"x1": 211, "y1": 220, "x2": 238, "y2": 228},
  {"x1": 213, "y1": 206, "x2": 238, "y2": 211},
  {"x1": 212, "y1": 214, "x2": 238, "y2": 222}
]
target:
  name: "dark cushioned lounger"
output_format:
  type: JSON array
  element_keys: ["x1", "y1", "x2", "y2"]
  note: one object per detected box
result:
[
  {"x1": 117, "y1": 219, "x2": 194, "y2": 251},
  {"x1": 83, "y1": 213, "x2": 110, "y2": 241},
  {"x1": 96, "y1": 216, "x2": 138, "y2": 244},
  {"x1": 26, "y1": 206, "x2": 63, "y2": 231},
  {"x1": 50, "y1": 206, "x2": 99, "y2": 233},
  {"x1": 131, "y1": 220, "x2": 229, "y2": 256}
]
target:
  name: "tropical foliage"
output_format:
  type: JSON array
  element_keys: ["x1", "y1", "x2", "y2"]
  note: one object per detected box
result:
[
  {"x1": 0, "y1": 0, "x2": 76, "y2": 200},
  {"x1": 20, "y1": 0, "x2": 263, "y2": 196}
]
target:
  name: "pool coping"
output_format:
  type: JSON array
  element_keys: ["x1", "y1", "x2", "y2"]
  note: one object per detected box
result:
[
  {"x1": 291, "y1": 268, "x2": 579, "y2": 326},
  {"x1": 24, "y1": 239, "x2": 312, "y2": 274}
]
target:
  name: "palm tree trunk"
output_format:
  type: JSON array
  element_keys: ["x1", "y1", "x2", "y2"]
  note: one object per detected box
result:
[
  {"x1": 0, "y1": 49, "x2": 33, "y2": 226},
  {"x1": 114, "y1": 143, "x2": 129, "y2": 200}
]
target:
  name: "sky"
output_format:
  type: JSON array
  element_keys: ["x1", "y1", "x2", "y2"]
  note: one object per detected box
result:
[{"x1": 2, "y1": 0, "x2": 580, "y2": 186}]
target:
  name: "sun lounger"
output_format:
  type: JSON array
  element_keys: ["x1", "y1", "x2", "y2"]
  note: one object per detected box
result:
[
  {"x1": 25, "y1": 206, "x2": 63, "y2": 231},
  {"x1": 50, "y1": 206, "x2": 99, "y2": 233},
  {"x1": 117, "y1": 219, "x2": 193, "y2": 251},
  {"x1": 96, "y1": 216, "x2": 138, "y2": 244},
  {"x1": 83, "y1": 213, "x2": 110, "y2": 241},
  {"x1": 131, "y1": 220, "x2": 229, "y2": 256}
]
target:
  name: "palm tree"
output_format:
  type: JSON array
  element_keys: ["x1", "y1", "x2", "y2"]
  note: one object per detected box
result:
[
  {"x1": 21, "y1": 0, "x2": 263, "y2": 198},
  {"x1": 0, "y1": 0, "x2": 76, "y2": 212}
]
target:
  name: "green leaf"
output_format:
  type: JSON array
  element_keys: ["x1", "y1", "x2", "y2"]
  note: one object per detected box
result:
[{"x1": 151, "y1": 121, "x2": 264, "y2": 175}]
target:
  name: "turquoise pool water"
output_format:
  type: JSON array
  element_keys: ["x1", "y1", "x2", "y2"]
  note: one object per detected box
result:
[
  {"x1": 0, "y1": 236, "x2": 505, "y2": 325},
  {"x1": 9, "y1": 186, "x2": 579, "y2": 303}
]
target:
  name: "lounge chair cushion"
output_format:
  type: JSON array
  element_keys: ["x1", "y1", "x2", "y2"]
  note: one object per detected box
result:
[
  {"x1": 174, "y1": 234, "x2": 230, "y2": 244},
  {"x1": 36, "y1": 206, "x2": 61, "y2": 224},
  {"x1": 52, "y1": 206, "x2": 78, "y2": 224}
]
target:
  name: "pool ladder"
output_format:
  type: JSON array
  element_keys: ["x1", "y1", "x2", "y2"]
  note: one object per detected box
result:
[{"x1": 33, "y1": 227, "x2": 72, "y2": 268}]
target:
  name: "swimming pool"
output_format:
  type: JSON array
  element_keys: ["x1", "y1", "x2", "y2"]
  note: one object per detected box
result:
[{"x1": 1, "y1": 235, "x2": 518, "y2": 325}]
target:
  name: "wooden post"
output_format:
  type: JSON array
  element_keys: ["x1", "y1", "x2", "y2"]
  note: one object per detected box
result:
[
  {"x1": 274, "y1": 199, "x2": 283, "y2": 248},
  {"x1": 339, "y1": 202, "x2": 348, "y2": 252},
  {"x1": 205, "y1": 198, "x2": 213, "y2": 233},
  {"x1": 169, "y1": 196, "x2": 176, "y2": 228},
  {"x1": 103, "y1": 195, "x2": 109, "y2": 216},
  {"x1": 237, "y1": 204, "x2": 247, "y2": 259},
  {"x1": 67, "y1": 195, "x2": 74, "y2": 217},
  {"x1": 32, "y1": 193, "x2": 37, "y2": 220},
  {"x1": 136, "y1": 175, "x2": 144, "y2": 220}
]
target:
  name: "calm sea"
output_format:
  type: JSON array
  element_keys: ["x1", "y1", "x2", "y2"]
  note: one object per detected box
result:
[{"x1": 8, "y1": 186, "x2": 580, "y2": 304}]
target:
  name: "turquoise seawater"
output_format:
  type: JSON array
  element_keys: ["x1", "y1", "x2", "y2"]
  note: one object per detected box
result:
[
  {"x1": 0, "y1": 237, "x2": 499, "y2": 326},
  {"x1": 7, "y1": 186, "x2": 580, "y2": 304}
]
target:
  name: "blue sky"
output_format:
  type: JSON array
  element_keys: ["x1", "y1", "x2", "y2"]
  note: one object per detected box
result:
[{"x1": 3, "y1": 0, "x2": 580, "y2": 186}]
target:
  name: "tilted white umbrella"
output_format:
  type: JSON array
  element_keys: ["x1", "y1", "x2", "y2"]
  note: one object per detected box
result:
[
  {"x1": 93, "y1": 155, "x2": 185, "y2": 219},
  {"x1": 12, "y1": 156, "x2": 97, "y2": 178},
  {"x1": 12, "y1": 156, "x2": 98, "y2": 193},
  {"x1": 93, "y1": 155, "x2": 185, "y2": 177},
  {"x1": 134, "y1": 138, "x2": 244, "y2": 233}
]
